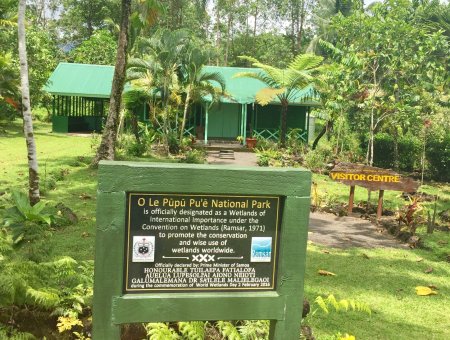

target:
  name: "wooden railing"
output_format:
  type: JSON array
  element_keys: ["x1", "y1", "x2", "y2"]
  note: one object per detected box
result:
[{"x1": 253, "y1": 128, "x2": 307, "y2": 142}]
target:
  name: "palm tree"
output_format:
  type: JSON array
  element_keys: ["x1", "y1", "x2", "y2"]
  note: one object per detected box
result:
[
  {"x1": 18, "y1": 0, "x2": 40, "y2": 205},
  {"x1": 235, "y1": 54, "x2": 323, "y2": 146},
  {"x1": 179, "y1": 48, "x2": 226, "y2": 143},
  {"x1": 127, "y1": 29, "x2": 189, "y2": 150}
]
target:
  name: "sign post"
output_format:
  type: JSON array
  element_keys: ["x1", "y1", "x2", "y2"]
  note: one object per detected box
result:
[
  {"x1": 93, "y1": 162, "x2": 311, "y2": 339},
  {"x1": 330, "y1": 162, "x2": 419, "y2": 219}
]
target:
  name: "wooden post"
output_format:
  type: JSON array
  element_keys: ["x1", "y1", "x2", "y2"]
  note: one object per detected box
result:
[
  {"x1": 204, "y1": 104, "x2": 209, "y2": 145},
  {"x1": 348, "y1": 185, "x2": 355, "y2": 214},
  {"x1": 377, "y1": 190, "x2": 384, "y2": 220}
]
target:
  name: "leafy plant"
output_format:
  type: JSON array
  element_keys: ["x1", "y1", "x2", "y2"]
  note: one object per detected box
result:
[
  {"x1": 144, "y1": 323, "x2": 180, "y2": 340},
  {"x1": 178, "y1": 321, "x2": 207, "y2": 340},
  {"x1": 216, "y1": 321, "x2": 242, "y2": 340},
  {"x1": 314, "y1": 295, "x2": 371, "y2": 315},
  {"x1": 179, "y1": 149, "x2": 206, "y2": 164},
  {"x1": 238, "y1": 320, "x2": 269, "y2": 340},
  {"x1": 396, "y1": 197, "x2": 423, "y2": 235},
  {"x1": 256, "y1": 149, "x2": 283, "y2": 167},
  {"x1": 0, "y1": 326, "x2": 35, "y2": 340}
]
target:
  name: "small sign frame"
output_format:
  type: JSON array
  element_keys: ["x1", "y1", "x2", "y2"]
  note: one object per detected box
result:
[{"x1": 93, "y1": 161, "x2": 311, "y2": 339}]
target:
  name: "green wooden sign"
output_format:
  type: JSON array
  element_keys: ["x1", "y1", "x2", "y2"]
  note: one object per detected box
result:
[{"x1": 93, "y1": 161, "x2": 311, "y2": 339}]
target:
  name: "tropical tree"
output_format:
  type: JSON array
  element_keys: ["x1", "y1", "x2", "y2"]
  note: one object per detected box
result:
[
  {"x1": 235, "y1": 54, "x2": 323, "y2": 146},
  {"x1": 69, "y1": 29, "x2": 117, "y2": 65},
  {"x1": 0, "y1": 53, "x2": 18, "y2": 101},
  {"x1": 92, "y1": 0, "x2": 132, "y2": 166},
  {"x1": 18, "y1": 0, "x2": 40, "y2": 204},
  {"x1": 179, "y1": 48, "x2": 226, "y2": 143},
  {"x1": 127, "y1": 29, "x2": 190, "y2": 150},
  {"x1": 0, "y1": 0, "x2": 17, "y2": 28},
  {"x1": 321, "y1": 1, "x2": 448, "y2": 166}
]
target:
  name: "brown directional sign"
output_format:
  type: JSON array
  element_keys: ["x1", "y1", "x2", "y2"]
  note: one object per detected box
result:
[{"x1": 329, "y1": 163, "x2": 419, "y2": 193}]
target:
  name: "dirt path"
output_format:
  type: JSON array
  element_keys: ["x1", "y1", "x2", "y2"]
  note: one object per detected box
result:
[
  {"x1": 206, "y1": 151, "x2": 258, "y2": 167},
  {"x1": 206, "y1": 152, "x2": 404, "y2": 248},
  {"x1": 309, "y1": 211, "x2": 407, "y2": 248}
]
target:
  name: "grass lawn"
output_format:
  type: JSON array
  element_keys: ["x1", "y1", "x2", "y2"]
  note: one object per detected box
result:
[
  {"x1": 1, "y1": 120, "x2": 449, "y2": 339},
  {"x1": 304, "y1": 244, "x2": 450, "y2": 339}
]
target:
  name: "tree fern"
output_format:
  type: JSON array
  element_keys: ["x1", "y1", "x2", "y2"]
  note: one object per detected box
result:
[{"x1": 178, "y1": 321, "x2": 206, "y2": 340}]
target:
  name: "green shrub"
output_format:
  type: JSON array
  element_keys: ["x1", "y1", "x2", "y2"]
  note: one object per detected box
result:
[
  {"x1": 373, "y1": 133, "x2": 394, "y2": 168},
  {"x1": 180, "y1": 149, "x2": 206, "y2": 164},
  {"x1": 167, "y1": 132, "x2": 180, "y2": 154},
  {"x1": 426, "y1": 132, "x2": 450, "y2": 182},
  {"x1": 373, "y1": 133, "x2": 421, "y2": 171},
  {"x1": 117, "y1": 133, "x2": 147, "y2": 157},
  {"x1": 33, "y1": 106, "x2": 51, "y2": 122},
  {"x1": 255, "y1": 138, "x2": 278, "y2": 151},
  {"x1": 256, "y1": 149, "x2": 283, "y2": 167},
  {"x1": 41, "y1": 175, "x2": 57, "y2": 195},
  {"x1": 303, "y1": 144, "x2": 333, "y2": 173},
  {"x1": 398, "y1": 134, "x2": 421, "y2": 171}
]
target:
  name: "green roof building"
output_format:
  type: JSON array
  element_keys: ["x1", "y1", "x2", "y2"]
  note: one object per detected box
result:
[
  {"x1": 44, "y1": 63, "x2": 114, "y2": 133},
  {"x1": 45, "y1": 62, "x2": 319, "y2": 143}
]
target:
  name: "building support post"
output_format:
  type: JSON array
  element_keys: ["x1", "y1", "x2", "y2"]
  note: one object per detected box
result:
[
  {"x1": 306, "y1": 107, "x2": 310, "y2": 143},
  {"x1": 243, "y1": 104, "x2": 247, "y2": 142},
  {"x1": 204, "y1": 104, "x2": 209, "y2": 145}
]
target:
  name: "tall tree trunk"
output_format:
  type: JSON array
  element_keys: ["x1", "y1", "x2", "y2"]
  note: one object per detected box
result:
[
  {"x1": 215, "y1": 1, "x2": 221, "y2": 65},
  {"x1": 225, "y1": 14, "x2": 232, "y2": 66},
  {"x1": 92, "y1": 0, "x2": 132, "y2": 167},
  {"x1": 131, "y1": 112, "x2": 140, "y2": 144},
  {"x1": 253, "y1": 5, "x2": 258, "y2": 38},
  {"x1": 393, "y1": 128, "x2": 399, "y2": 170},
  {"x1": 369, "y1": 109, "x2": 375, "y2": 166},
  {"x1": 18, "y1": 0, "x2": 40, "y2": 205},
  {"x1": 312, "y1": 120, "x2": 333, "y2": 150},
  {"x1": 290, "y1": 6, "x2": 296, "y2": 54},
  {"x1": 297, "y1": 0, "x2": 306, "y2": 51},
  {"x1": 280, "y1": 101, "x2": 288, "y2": 147},
  {"x1": 179, "y1": 91, "x2": 191, "y2": 143}
]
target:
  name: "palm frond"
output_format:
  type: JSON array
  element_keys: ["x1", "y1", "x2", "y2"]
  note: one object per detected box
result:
[
  {"x1": 288, "y1": 54, "x2": 324, "y2": 71},
  {"x1": 255, "y1": 88, "x2": 286, "y2": 106},
  {"x1": 199, "y1": 72, "x2": 226, "y2": 92},
  {"x1": 237, "y1": 55, "x2": 260, "y2": 65}
]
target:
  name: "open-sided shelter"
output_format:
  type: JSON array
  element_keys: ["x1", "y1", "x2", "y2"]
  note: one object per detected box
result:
[{"x1": 44, "y1": 63, "x2": 112, "y2": 133}]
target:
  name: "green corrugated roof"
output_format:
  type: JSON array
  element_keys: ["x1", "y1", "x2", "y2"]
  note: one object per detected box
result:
[
  {"x1": 203, "y1": 65, "x2": 320, "y2": 106},
  {"x1": 44, "y1": 63, "x2": 320, "y2": 106},
  {"x1": 44, "y1": 63, "x2": 114, "y2": 98}
]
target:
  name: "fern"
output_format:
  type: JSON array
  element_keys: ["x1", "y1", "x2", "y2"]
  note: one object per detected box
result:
[
  {"x1": 238, "y1": 320, "x2": 270, "y2": 340},
  {"x1": 0, "y1": 326, "x2": 35, "y2": 340},
  {"x1": 315, "y1": 295, "x2": 371, "y2": 315},
  {"x1": 216, "y1": 321, "x2": 242, "y2": 340},
  {"x1": 178, "y1": 321, "x2": 206, "y2": 340},
  {"x1": 25, "y1": 287, "x2": 60, "y2": 309},
  {"x1": 143, "y1": 323, "x2": 180, "y2": 340}
]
